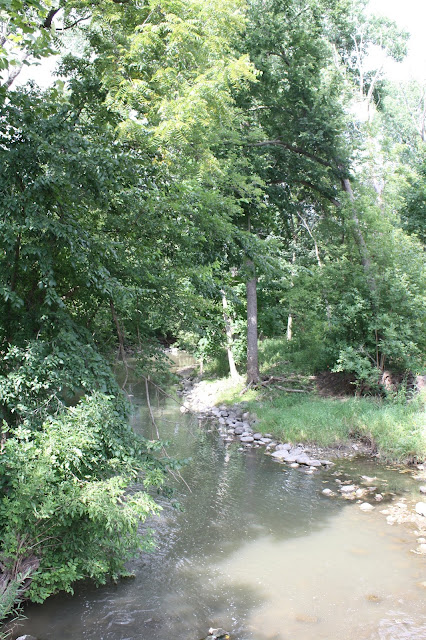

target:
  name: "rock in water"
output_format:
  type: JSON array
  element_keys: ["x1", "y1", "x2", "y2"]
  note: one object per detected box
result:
[
  {"x1": 322, "y1": 488, "x2": 334, "y2": 496},
  {"x1": 415, "y1": 502, "x2": 426, "y2": 517},
  {"x1": 208, "y1": 628, "x2": 230, "y2": 639},
  {"x1": 340, "y1": 485, "x2": 356, "y2": 493},
  {"x1": 359, "y1": 502, "x2": 375, "y2": 512},
  {"x1": 271, "y1": 450, "x2": 290, "y2": 460}
]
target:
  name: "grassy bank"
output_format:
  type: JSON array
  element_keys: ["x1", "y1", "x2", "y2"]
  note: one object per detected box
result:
[{"x1": 200, "y1": 340, "x2": 426, "y2": 462}]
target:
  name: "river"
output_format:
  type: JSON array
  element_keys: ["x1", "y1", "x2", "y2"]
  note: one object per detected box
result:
[{"x1": 14, "y1": 359, "x2": 426, "y2": 640}]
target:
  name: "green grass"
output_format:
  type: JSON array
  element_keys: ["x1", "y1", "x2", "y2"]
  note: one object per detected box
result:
[{"x1": 242, "y1": 393, "x2": 426, "y2": 461}]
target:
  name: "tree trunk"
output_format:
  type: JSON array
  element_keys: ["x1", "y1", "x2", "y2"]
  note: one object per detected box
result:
[
  {"x1": 286, "y1": 313, "x2": 293, "y2": 341},
  {"x1": 246, "y1": 260, "x2": 259, "y2": 385},
  {"x1": 286, "y1": 248, "x2": 296, "y2": 341},
  {"x1": 341, "y1": 177, "x2": 376, "y2": 293},
  {"x1": 221, "y1": 289, "x2": 238, "y2": 379}
]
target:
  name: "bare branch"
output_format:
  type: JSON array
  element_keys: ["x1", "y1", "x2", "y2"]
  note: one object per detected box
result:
[{"x1": 55, "y1": 13, "x2": 92, "y2": 31}]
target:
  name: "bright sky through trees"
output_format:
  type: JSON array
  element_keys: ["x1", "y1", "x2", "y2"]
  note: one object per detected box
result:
[{"x1": 368, "y1": 0, "x2": 426, "y2": 80}]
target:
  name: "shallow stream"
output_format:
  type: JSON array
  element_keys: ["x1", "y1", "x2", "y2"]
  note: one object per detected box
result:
[{"x1": 15, "y1": 360, "x2": 426, "y2": 640}]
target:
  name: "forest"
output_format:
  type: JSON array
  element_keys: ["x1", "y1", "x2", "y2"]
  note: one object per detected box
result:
[{"x1": 0, "y1": 0, "x2": 425, "y2": 628}]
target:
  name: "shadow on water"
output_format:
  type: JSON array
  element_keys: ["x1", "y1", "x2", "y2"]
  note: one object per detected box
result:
[{"x1": 14, "y1": 367, "x2": 426, "y2": 640}]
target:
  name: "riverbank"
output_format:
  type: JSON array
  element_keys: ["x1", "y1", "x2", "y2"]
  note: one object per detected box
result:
[{"x1": 178, "y1": 367, "x2": 426, "y2": 464}]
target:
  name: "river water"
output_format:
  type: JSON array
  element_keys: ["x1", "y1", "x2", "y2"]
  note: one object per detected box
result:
[{"x1": 14, "y1": 361, "x2": 426, "y2": 640}]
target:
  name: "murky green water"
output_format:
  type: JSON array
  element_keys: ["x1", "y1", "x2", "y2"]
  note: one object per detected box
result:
[{"x1": 13, "y1": 361, "x2": 426, "y2": 640}]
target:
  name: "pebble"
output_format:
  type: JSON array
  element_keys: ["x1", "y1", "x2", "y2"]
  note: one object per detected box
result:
[
  {"x1": 359, "y1": 502, "x2": 375, "y2": 512},
  {"x1": 322, "y1": 488, "x2": 334, "y2": 496},
  {"x1": 374, "y1": 494, "x2": 383, "y2": 501},
  {"x1": 419, "y1": 486, "x2": 426, "y2": 494}
]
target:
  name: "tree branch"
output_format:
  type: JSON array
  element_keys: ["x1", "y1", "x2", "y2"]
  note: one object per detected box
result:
[
  {"x1": 250, "y1": 139, "x2": 337, "y2": 171},
  {"x1": 55, "y1": 13, "x2": 92, "y2": 31},
  {"x1": 41, "y1": 7, "x2": 62, "y2": 29}
]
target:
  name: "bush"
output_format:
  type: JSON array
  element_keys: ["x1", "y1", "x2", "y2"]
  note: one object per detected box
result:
[{"x1": 0, "y1": 393, "x2": 167, "y2": 620}]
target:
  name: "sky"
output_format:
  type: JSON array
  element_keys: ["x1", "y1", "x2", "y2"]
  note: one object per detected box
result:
[{"x1": 368, "y1": 0, "x2": 426, "y2": 81}]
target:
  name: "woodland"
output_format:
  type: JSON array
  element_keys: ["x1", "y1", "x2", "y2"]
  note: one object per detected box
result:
[{"x1": 0, "y1": 0, "x2": 425, "y2": 626}]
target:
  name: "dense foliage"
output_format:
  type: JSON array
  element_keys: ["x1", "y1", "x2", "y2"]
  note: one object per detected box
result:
[{"x1": 0, "y1": 0, "x2": 424, "y2": 625}]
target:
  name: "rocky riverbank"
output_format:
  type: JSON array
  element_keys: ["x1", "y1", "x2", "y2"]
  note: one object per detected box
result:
[{"x1": 178, "y1": 368, "x2": 375, "y2": 466}]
